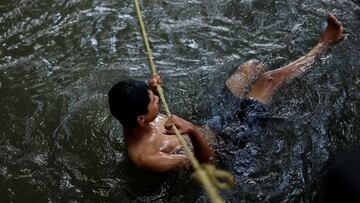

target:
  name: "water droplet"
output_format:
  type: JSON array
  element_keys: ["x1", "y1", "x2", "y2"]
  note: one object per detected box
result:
[{"x1": 34, "y1": 44, "x2": 42, "y2": 50}]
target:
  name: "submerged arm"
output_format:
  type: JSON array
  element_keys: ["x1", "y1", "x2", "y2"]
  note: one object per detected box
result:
[{"x1": 138, "y1": 152, "x2": 189, "y2": 173}]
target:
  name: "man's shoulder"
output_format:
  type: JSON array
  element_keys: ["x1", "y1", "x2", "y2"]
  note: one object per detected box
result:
[{"x1": 127, "y1": 144, "x2": 158, "y2": 168}]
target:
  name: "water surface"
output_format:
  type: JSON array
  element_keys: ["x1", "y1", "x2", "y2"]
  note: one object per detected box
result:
[{"x1": 1, "y1": 0, "x2": 360, "y2": 202}]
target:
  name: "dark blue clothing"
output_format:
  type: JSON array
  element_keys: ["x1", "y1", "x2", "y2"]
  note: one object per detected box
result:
[{"x1": 206, "y1": 89, "x2": 270, "y2": 147}]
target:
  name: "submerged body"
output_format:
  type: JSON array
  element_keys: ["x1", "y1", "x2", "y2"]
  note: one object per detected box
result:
[{"x1": 124, "y1": 113, "x2": 188, "y2": 171}]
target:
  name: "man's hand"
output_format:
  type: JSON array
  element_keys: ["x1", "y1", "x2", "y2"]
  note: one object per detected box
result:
[
  {"x1": 165, "y1": 115, "x2": 212, "y2": 163},
  {"x1": 148, "y1": 74, "x2": 162, "y2": 94},
  {"x1": 164, "y1": 115, "x2": 195, "y2": 135}
]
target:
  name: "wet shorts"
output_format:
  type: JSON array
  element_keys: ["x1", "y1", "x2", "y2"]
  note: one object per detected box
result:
[
  {"x1": 237, "y1": 98, "x2": 270, "y2": 129},
  {"x1": 205, "y1": 89, "x2": 270, "y2": 146}
]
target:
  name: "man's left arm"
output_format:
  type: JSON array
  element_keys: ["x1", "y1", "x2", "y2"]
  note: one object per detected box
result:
[
  {"x1": 137, "y1": 152, "x2": 190, "y2": 173},
  {"x1": 165, "y1": 115, "x2": 213, "y2": 163}
]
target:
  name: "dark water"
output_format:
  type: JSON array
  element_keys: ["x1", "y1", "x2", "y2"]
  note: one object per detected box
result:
[{"x1": 1, "y1": 0, "x2": 360, "y2": 202}]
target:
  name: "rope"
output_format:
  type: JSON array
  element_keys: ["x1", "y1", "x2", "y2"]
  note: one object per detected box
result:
[{"x1": 133, "y1": 1, "x2": 233, "y2": 202}]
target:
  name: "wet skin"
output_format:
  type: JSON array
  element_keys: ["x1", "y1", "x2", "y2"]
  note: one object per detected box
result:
[
  {"x1": 124, "y1": 76, "x2": 212, "y2": 173},
  {"x1": 227, "y1": 14, "x2": 344, "y2": 104}
]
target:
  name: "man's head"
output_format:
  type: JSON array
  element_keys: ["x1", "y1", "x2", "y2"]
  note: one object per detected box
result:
[{"x1": 108, "y1": 79, "x2": 159, "y2": 129}]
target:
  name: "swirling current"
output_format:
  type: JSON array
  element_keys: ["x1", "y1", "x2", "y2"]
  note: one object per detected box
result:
[{"x1": 1, "y1": 0, "x2": 360, "y2": 202}]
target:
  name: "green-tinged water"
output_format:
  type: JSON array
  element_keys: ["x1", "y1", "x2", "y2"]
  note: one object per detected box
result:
[{"x1": 1, "y1": 0, "x2": 360, "y2": 202}]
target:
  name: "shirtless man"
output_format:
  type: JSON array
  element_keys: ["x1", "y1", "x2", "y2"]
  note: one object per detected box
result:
[
  {"x1": 108, "y1": 14, "x2": 343, "y2": 173},
  {"x1": 108, "y1": 76, "x2": 212, "y2": 173}
]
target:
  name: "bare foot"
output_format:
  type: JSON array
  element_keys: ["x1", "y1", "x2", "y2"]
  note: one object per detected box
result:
[
  {"x1": 226, "y1": 59, "x2": 266, "y2": 97},
  {"x1": 319, "y1": 14, "x2": 344, "y2": 44}
]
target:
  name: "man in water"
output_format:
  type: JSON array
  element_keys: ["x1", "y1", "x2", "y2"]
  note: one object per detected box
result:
[
  {"x1": 108, "y1": 14, "x2": 343, "y2": 173},
  {"x1": 108, "y1": 76, "x2": 213, "y2": 173}
]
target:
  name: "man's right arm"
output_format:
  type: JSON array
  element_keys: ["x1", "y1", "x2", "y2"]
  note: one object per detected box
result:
[{"x1": 187, "y1": 126, "x2": 213, "y2": 163}]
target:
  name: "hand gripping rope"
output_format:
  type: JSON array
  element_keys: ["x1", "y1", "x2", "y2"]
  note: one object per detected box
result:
[{"x1": 133, "y1": 0, "x2": 234, "y2": 202}]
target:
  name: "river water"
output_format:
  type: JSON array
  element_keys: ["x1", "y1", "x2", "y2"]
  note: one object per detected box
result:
[{"x1": 1, "y1": 0, "x2": 360, "y2": 202}]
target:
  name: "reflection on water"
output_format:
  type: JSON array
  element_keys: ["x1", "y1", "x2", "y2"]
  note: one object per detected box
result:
[{"x1": 1, "y1": 0, "x2": 360, "y2": 202}]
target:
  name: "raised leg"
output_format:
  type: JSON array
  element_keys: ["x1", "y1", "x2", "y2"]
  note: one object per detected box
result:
[
  {"x1": 247, "y1": 14, "x2": 343, "y2": 104},
  {"x1": 226, "y1": 59, "x2": 266, "y2": 98}
]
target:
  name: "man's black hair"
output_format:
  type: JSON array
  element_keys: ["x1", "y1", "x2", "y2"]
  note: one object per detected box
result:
[{"x1": 108, "y1": 79, "x2": 150, "y2": 129}]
